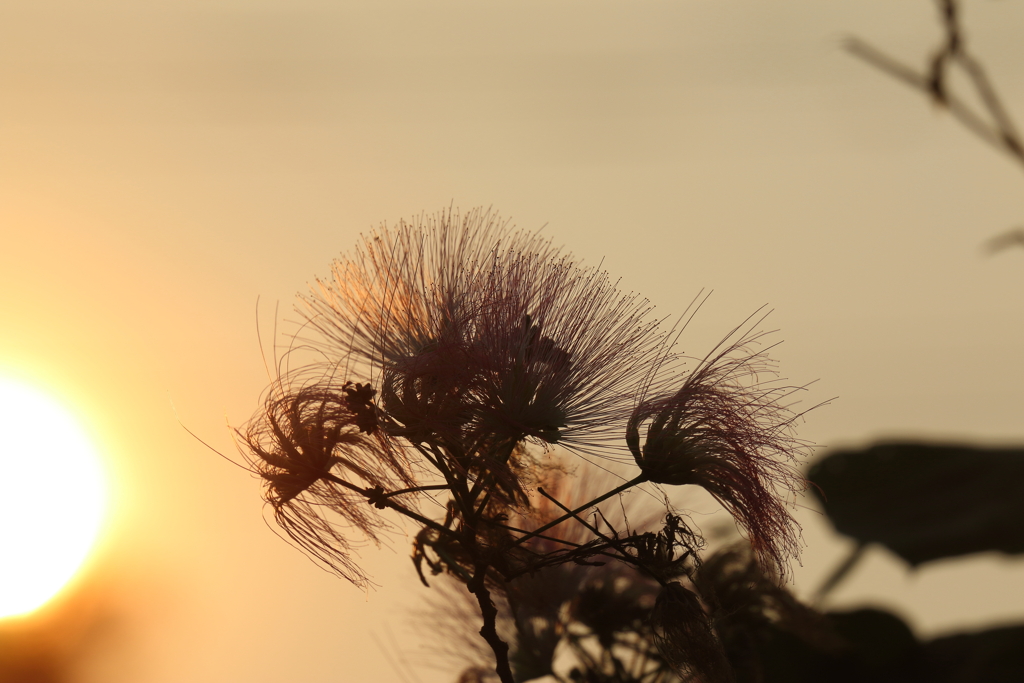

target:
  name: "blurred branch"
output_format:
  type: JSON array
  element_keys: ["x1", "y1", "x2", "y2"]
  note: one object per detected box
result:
[
  {"x1": 985, "y1": 226, "x2": 1024, "y2": 253},
  {"x1": 847, "y1": 0, "x2": 1023, "y2": 168},
  {"x1": 844, "y1": 37, "x2": 1011, "y2": 157},
  {"x1": 811, "y1": 542, "x2": 866, "y2": 606},
  {"x1": 847, "y1": 0, "x2": 1024, "y2": 251}
]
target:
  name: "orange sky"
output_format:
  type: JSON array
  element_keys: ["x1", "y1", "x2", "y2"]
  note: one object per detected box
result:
[{"x1": 2, "y1": 1, "x2": 1023, "y2": 681}]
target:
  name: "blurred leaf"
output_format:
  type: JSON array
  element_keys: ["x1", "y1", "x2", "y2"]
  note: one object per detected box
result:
[
  {"x1": 808, "y1": 442, "x2": 1024, "y2": 565},
  {"x1": 752, "y1": 608, "x2": 924, "y2": 683},
  {"x1": 924, "y1": 624, "x2": 1024, "y2": 683},
  {"x1": 754, "y1": 609, "x2": 1024, "y2": 683},
  {"x1": 827, "y1": 609, "x2": 920, "y2": 674}
]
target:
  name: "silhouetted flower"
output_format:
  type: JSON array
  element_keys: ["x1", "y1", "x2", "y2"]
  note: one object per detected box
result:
[
  {"x1": 650, "y1": 582, "x2": 733, "y2": 683},
  {"x1": 465, "y1": 251, "x2": 668, "y2": 452},
  {"x1": 237, "y1": 206, "x2": 823, "y2": 683},
  {"x1": 625, "y1": 512, "x2": 703, "y2": 584},
  {"x1": 302, "y1": 207, "x2": 671, "y2": 494},
  {"x1": 240, "y1": 375, "x2": 418, "y2": 588},
  {"x1": 626, "y1": 319, "x2": 811, "y2": 579},
  {"x1": 341, "y1": 381, "x2": 379, "y2": 434},
  {"x1": 417, "y1": 461, "x2": 682, "y2": 683},
  {"x1": 694, "y1": 544, "x2": 841, "y2": 667},
  {"x1": 303, "y1": 207, "x2": 507, "y2": 375}
]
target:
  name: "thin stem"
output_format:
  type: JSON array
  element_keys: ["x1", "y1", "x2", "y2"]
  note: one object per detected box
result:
[
  {"x1": 467, "y1": 566, "x2": 515, "y2": 683},
  {"x1": 473, "y1": 489, "x2": 494, "y2": 520},
  {"x1": 500, "y1": 547, "x2": 629, "y2": 583},
  {"x1": 428, "y1": 442, "x2": 475, "y2": 519},
  {"x1": 320, "y1": 472, "x2": 458, "y2": 540},
  {"x1": 534, "y1": 488, "x2": 680, "y2": 582},
  {"x1": 510, "y1": 474, "x2": 649, "y2": 547},
  {"x1": 957, "y1": 52, "x2": 1024, "y2": 158},
  {"x1": 538, "y1": 486, "x2": 615, "y2": 544},
  {"x1": 490, "y1": 521, "x2": 587, "y2": 548},
  {"x1": 812, "y1": 542, "x2": 867, "y2": 606},
  {"x1": 845, "y1": 0, "x2": 1024, "y2": 173},
  {"x1": 846, "y1": 36, "x2": 1015, "y2": 163},
  {"x1": 381, "y1": 484, "x2": 450, "y2": 498}
]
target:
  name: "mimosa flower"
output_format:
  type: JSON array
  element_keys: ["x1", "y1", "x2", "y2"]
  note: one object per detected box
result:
[
  {"x1": 302, "y1": 207, "x2": 509, "y2": 375},
  {"x1": 240, "y1": 378, "x2": 417, "y2": 588},
  {"x1": 626, "y1": 320, "x2": 811, "y2": 579},
  {"x1": 302, "y1": 207, "x2": 671, "y2": 488},
  {"x1": 235, "y1": 205, "x2": 823, "y2": 683},
  {"x1": 465, "y1": 251, "x2": 667, "y2": 451}
]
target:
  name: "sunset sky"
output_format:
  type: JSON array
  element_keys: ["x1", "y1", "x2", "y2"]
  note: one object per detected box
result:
[{"x1": 2, "y1": 1, "x2": 1023, "y2": 681}]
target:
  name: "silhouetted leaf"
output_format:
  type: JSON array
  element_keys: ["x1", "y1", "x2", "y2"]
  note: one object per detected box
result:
[
  {"x1": 750, "y1": 609, "x2": 1024, "y2": 683},
  {"x1": 752, "y1": 608, "x2": 924, "y2": 683},
  {"x1": 924, "y1": 624, "x2": 1024, "y2": 683},
  {"x1": 808, "y1": 442, "x2": 1024, "y2": 565}
]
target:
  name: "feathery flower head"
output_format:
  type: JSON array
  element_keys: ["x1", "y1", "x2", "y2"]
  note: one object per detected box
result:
[
  {"x1": 240, "y1": 374, "x2": 418, "y2": 588},
  {"x1": 465, "y1": 248, "x2": 668, "y2": 451},
  {"x1": 626, "y1": 316, "x2": 811, "y2": 579},
  {"x1": 303, "y1": 207, "x2": 671, "y2": 463}
]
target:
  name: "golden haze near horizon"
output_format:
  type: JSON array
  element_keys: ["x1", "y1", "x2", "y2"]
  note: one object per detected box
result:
[{"x1": 1, "y1": 1, "x2": 1023, "y2": 681}]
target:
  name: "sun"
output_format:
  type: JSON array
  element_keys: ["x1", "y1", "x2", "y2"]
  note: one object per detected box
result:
[{"x1": 0, "y1": 377, "x2": 107, "y2": 619}]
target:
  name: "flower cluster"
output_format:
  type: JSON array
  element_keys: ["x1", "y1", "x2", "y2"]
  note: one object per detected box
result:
[
  {"x1": 236, "y1": 206, "x2": 818, "y2": 683},
  {"x1": 302, "y1": 207, "x2": 670, "y2": 456}
]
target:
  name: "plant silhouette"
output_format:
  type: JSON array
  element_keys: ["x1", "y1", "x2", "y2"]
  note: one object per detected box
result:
[{"x1": 237, "y1": 207, "x2": 817, "y2": 683}]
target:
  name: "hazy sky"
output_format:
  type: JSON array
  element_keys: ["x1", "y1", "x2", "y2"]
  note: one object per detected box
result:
[{"x1": 2, "y1": 1, "x2": 1023, "y2": 681}]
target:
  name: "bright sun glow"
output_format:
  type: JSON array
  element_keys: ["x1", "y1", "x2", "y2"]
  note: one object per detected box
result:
[{"x1": 0, "y1": 378, "x2": 107, "y2": 619}]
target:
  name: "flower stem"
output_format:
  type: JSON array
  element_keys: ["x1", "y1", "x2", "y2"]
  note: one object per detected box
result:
[
  {"x1": 490, "y1": 521, "x2": 586, "y2": 548},
  {"x1": 320, "y1": 472, "x2": 458, "y2": 540},
  {"x1": 467, "y1": 565, "x2": 515, "y2": 683},
  {"x1": 381, "y1": 484, "x2": 450, "y2": 498},
  {"x1": 537, "y1": 486, "x2": 615, "y2": 544},
  {"x1": 510, "y1": 473, "x2": 649, "y2": 547}
]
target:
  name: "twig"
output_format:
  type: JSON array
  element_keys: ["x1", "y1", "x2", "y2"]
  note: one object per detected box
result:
[
  {"x1": 812, "y1": 542, "x2": 867, "y2": 606},
  {"x1": 845, "y1": 0, "x2": 1024, "y2": 170},
  {"x1": 509, "y1": 474, "x2": 649, "y2": 548}
]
